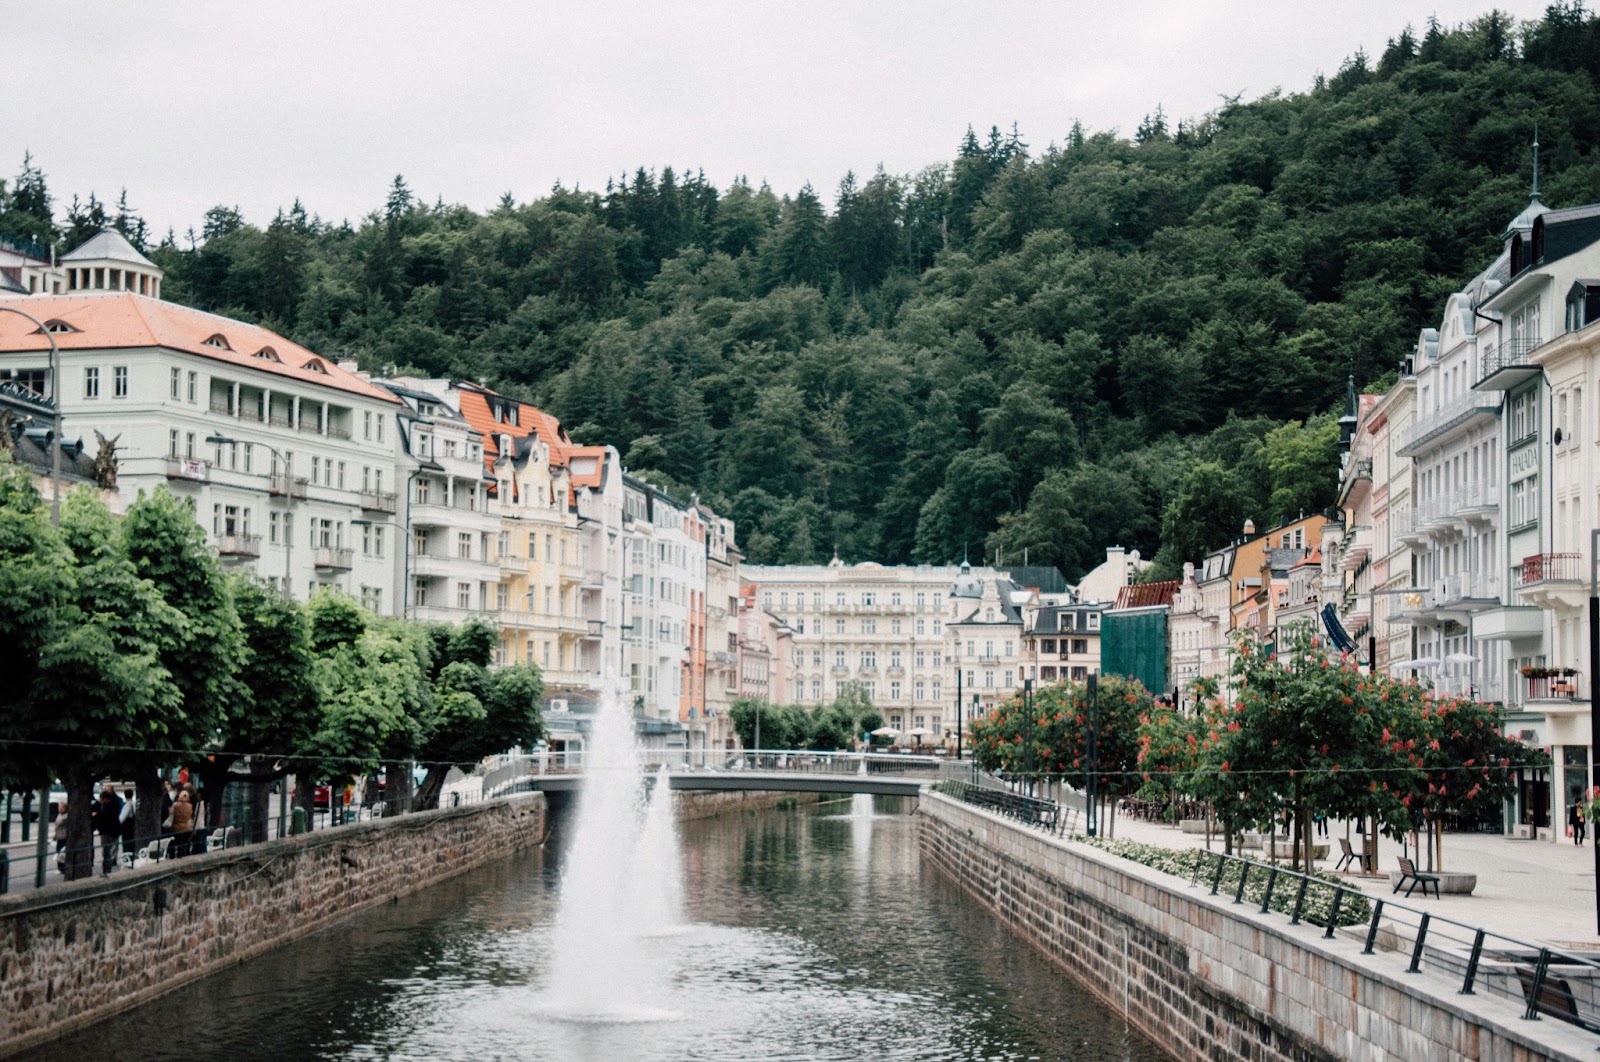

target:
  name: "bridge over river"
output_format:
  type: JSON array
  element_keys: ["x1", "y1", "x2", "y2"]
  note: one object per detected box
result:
[{"x1": 474, "y1": 750, "x2": 947, "y2": 801}]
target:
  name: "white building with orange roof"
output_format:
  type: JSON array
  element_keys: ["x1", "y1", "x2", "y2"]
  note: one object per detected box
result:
[{"x1": 0, "y1": 280, "x2": 406, "y2": 606}]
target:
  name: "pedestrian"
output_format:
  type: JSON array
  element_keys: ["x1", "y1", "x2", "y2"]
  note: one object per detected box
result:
[
  {"x1": 1314, "y1": 812, "x2": 1328, "y2": 838},
  {"x1": 53, "y1": 800, "x2": 69, "y2": 874},
  {"x1": 119, "y1": 788, "x2": 139, "y2": 862},
  {"x1": 1573, "y1": 802, "x2": 1587, "y2": 847},
  {"x1": 169, "y1": 790, "x2": 195, "y2": 858},
  {"x1": 93, "y1": 788, "x2": 124, "y2": 874}
]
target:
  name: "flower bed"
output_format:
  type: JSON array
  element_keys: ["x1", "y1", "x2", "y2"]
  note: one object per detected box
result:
[{"x1": 1081, "y1": 837, "x2": 1371, "y2": 928}]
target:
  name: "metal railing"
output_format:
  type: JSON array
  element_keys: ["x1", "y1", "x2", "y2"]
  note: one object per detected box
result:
[
  {"x1": 1521, "y1": 552, "x2": 1583, "y2": 585},
  {"x1": 1480, "y1": 337, "x2": 1545, "y2": 381},
  {"x1": 1186, "y1": 849, "x2": 1600, "y2": 1040}
]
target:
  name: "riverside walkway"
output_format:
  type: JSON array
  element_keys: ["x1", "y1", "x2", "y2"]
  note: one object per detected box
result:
[{"x1": 1108, "y1": 812, "x2": 1600, "y2": 951}]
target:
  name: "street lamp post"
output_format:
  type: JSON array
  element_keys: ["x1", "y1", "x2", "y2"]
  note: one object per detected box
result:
[
  {"x1": 955, "y1": 659, "x2": 963, "y2": 760},
  {"x1": 1021, "y1": 678, "x2": 1034, "y2": 797},
  {"x1": 1086, "y1": 671, "x2": 1100, "y2": 838},
  {"x1": 1590, "y1": 527, "x2": 1599, "y2": 936},
  {"x1": 1, "y1": 305, "x2": 65, "y2": 888}
]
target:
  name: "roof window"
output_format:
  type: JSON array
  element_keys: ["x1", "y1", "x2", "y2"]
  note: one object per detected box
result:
[
  {"x1": 253, "y1": 346, "x2": 281, "y2": 362},
  {"x1": 203, "y1": 333, "x2": 232, "y2": 350},
  {"x1": 302, "y1": 358, "x2": 329, "y2": 374},
  {"x1": 35, "y1": 319, "x2": 78, "y2": 334}
]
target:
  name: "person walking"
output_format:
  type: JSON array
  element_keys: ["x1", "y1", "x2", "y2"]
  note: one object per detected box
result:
[
  {"x1": 119, "y1": 788, "x2": 138, "y2": 863},
  {"x1": 169, "y1": 790, "x2": 195, "y2": 858},
  {"x1": 93, "y1": 788, "x2": 124, "y2": 875},
  {"x1": 1574, "y1": 802, "x2": 1588, "y2": 847}
]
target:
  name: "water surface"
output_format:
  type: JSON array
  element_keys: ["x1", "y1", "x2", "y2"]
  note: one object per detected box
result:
[{"x1": 28, "y1": 799, "x2": 1164, "y2": 1061}]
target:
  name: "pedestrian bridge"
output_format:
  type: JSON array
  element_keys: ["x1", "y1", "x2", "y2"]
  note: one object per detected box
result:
[{"x1": 478, "y1": 751, "x2": 948, "y2": 801}]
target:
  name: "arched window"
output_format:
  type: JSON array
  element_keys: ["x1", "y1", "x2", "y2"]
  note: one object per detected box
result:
[
  {"x1": 253, "y1": 346, "x2": 281, "y2": 362},
  {"x1": 34, "y1": 319, "x2": 78, "y2": 334},
  {"x1": 302, "y1": 358, "x2": 329, "y2": 374},
  {"x1": 203, "y1": 333, "x2": 232, "y2": 350}
]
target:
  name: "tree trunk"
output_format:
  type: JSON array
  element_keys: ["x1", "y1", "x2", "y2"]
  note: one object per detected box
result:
[
  {"x1": 197, "y1": 756, "x2": 237, "y2": 835},
  {"x1": 386, "y1": 762, "x2": 415, "y2": 816},
  {"x1": 62, "y1": 766, "x2": 96, "y2": 881},
  {"x1": 1302, "y1": 803, "x2": 1315, "y2": 875},
  {"x1": 248, "y1": 779, "x2": 274, "y2": 843},
  {"x1": 415, "y1": 765, "x2": 449, "y2": 813},
  {"x1": 294, "y1": 771, "x2": 317, "y2": 832},
  {"x1": 134, "y1": 767, "x2": 164, "y2": 852}
]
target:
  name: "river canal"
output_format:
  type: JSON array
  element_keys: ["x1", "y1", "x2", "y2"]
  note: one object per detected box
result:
[{"x1": 29, "y1": 799, "x2": 1164, "y2": 1061}]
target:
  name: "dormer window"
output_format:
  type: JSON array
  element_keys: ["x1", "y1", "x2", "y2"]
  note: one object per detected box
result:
[
  {"x1": 34, "y1": 319, "x2": 78, "y2": 335},
  {"x1": 1531, "y1": 216, "x2": 1546, "y2": 265},
  {"x1": 203, "y1": 333, "x2": 232, "y2": 350},
  {"x1": 253, "y1": 346, "x2": 281, "y2": 362},
  {"x1": 302, "y1": 358, "x2": 328, "y2": 374},
  {"x1": 1567, "y1": 280, "x2": 1600, "y2": 332}
]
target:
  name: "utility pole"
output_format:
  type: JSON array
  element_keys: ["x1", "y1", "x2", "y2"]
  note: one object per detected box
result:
[
  {"x1": 1086, "y1": 672, "x2": 1100, "y2": 838},
  {"x1": 955, "y1": 661, "x2": 963, "y2": 760}
]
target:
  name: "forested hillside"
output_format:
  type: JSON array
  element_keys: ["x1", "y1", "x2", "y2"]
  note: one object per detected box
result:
[{"x1": 6, "y1": 8, "x2": 1600, "y2": 578}]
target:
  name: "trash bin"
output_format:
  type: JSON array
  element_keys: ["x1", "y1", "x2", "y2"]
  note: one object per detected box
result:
[{"x1": 291, "y1": 806, "x2": 309, "y2": 836}]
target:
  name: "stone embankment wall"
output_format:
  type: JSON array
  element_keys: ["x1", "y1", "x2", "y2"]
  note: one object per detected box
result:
[
  {"x1": 673, "y1": 789, "x2": 825, "y2": 821},
  {"x1": 919, "y1": 791, "x2": 1592, "y2": 1062},
  {"x1": 0, "y1": 793, "x2": 544, "y2": 1058}
]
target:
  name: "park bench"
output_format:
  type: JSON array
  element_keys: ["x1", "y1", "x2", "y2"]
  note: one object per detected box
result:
[
  {"x1": 1394, "y1": 855, "x2": 1440, "y2": 899},
  {"x1": 1335, "y1": 837, "x2": 1364, "y2": 873},
  {"x1": 953, "y1": 782, "x2": 1058, "y2": 829},
  {"x1": 1516, "y1": 965, "x2": 1600, "y2": 1033}
]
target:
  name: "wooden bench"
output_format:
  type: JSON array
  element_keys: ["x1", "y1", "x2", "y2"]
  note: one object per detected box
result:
[
  {"x1": 1335, "y1": 837, "x2": 1364, "y2": 873},
  {"x1": 1395, "y1": 855, "x2": 1440, "y2": 899},
  {"x1": 1517, "y1": 966, "x2": 1600, "y2": 1032}
]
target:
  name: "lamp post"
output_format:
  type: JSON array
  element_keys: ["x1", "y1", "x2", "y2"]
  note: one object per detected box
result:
[
  {"x1": 1, "y1": 305, "x2": 64, "y2": 890},
  {"x1": 955, "y1": 656, "x2": 963, "y2": 760},
  {"x1": 1086, "y1": 671, "x2": 1100, "y2": 838},
  {"x1": 1021, "y1": 678, "x2": 1034, "y2": 797},
  {"x1": 1590, "y1": 527, "x2": 1599, "y2": 935},
  {"x1": 206, "y1": 434, "x2": 294, "y2": 595}
]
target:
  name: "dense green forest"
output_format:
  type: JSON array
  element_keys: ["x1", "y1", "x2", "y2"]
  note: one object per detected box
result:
[{"x1": 6, "y1": 7, "x2": 1600, "y2": 578}]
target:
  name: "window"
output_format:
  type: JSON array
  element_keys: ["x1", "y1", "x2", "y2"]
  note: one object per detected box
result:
[
  {"x1": 834, "y1": 649, "x2": 845, "y2": 668},
  {"x1": 363, "y1": 411, "x2": 373, "y2": 440},
  {"x1": 811, "y1": 680, "x2": 822, "y2": 701},
  {"x1": 862, "y1": 592, "x2": 875, "y2": 606},
  {"x1": 984, "y1": 671, "x2": 995, "y2": 688},
  {"x1": 916, "y1": 593, "x2": 926, "y2": 612},
  {"x1": 185, "y1": 432, "x2": 195, "y2": 459},
  {"x1": 861, "y1": 650, "x2": 876, "y2": 669},
  {"x1": 1003, "y1": 641, "x2": 1013, "y2": 657},
  {"x1": 170, "y1": 367, "x2": 180, "y2": 398},
  {"x1": 812, "y1": 593, "x2": 821, "y2": 610},
  {"x1": 113, "y1": 366, "x2": 127, "y2": 398},
  {"x1": 835, "y1": 618, "x2": 845, "y2": 634},
  {"x1": 1072, "y1": 639, "x2": 1088, "y2": 655},
  {"x1": 863, "y1": 619, "x2": 876, "y2": 634},
  {"x1": 168, "y1": 429, "x2": 179, "y2": 458},
  {"x1": 890, "y1": 649, "x2": 902, "y2": 669},
  {"x1": 812, "y1": 650, "x2": 822, "y2": 666},
  {"x1": 311, "y1": 457, "x2": 321, "y2": 485},
  {"x1": 932, "y1": 621, "x2": 942, "y2": 636},
  {"x1": 457, "y1": 532, "x2": 473, "y2": 559},
  {"x1": 1042, "y1": 638, "x2": 1057, "y2": 654},
  {"x1": 1003, "y1": 671, "x2": 1013, "y2": 688},
  {"x1": 931, "y1": 681, "x2": 941, "y2": 702},
  {"x1": 916, "y1": 619, "x2": 926, "y2": 636},
  {"x1": 915, "y1": 681, "x2": 925, "y2": 701},
  {"x1": 915, "y1": 650, "x2": 926, "y2": 669},
  {"x1": 336, "y1": 462, "x2": 346, "y2": 489},
  {"x1": 835, "y1": 592, "x2": 845, "y2": 606},
  {"x1": 187, "y1": 371, "x2": 197, "y2": 403},
  {"x1": 361, "y1": 587, "x2": 382, "y2": 613},
  {"x1": 889, "y1": 681, "x2": 901, "y2": 700},
  {"x1": 890, "y1": 592, "x2": 902, "y2": 607},
  {"x1": 932, "y1": 651, "x2": 942, "y2": 668},
  {"x1": 891, "y1": 619, "x2": 902, "y2": 634},
  {"x1": 83, "y1": 367, "x2": 99, "y2": 399},
  {"x1": 242, "y1": 444, "x2": 253, "y2": 473},
  {"x1": 457, "y1": 582, "x2": 472, "y2": 609},
  {"x1": 1041, "y1": 666, "x2": 1058, "y2": 681}
]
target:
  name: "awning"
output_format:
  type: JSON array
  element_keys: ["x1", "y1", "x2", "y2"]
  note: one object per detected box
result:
[{"x1": 1321, "y1": 604, "x2": 1357, "y2": 655}]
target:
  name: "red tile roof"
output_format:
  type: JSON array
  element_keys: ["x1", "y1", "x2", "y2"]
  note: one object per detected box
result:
[
  {"x1": 1112, "y1": 580, "x2": 1180, "y2": 610},
  {"x1": 0, "y1": 293, "x2": 399, "y2": 403},
  {"x1": 454, "y1": 382, "x2": 609, "y2": 498}
]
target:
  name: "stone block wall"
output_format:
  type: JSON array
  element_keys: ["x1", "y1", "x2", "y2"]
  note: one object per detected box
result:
[
  {"x1": 673, "y1": 789, "x2": 824, "y2": 821},
  {"x1": 918, "y1": 792, "x2": 1592, "y2": 1062},
  {"x1": 0, "y1": 793, "x2": 544, "y2": 1058}
]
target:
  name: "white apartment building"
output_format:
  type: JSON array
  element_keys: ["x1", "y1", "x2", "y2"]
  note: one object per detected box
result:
[
  {"x1": 0, "y1": 283, "x2": 405, "y2": 606},
  {"x1": 377, "y1": 378, "x2": 499, "y2": 624},
  {"x1": 744, "y1": 559, "x2": 1009, "y2": 745},
  {"x1": 949, "y1": 566, "x2": 1029, "y2": 733},
  {"x1": 621, "y1": 475, "x2": 697, "y2": 748},
  {"x1": 702, "y1": 508, "x2": 743, "y2": 750}
]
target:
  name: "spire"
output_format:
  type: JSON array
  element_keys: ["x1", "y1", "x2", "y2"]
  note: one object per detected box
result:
[{"x1": 1531, "y1": 124, "x2": 1542, "y2": 203}]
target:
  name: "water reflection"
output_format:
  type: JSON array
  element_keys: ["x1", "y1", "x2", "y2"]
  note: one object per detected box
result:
[{"x1": 28, "y1": 801, "x2": 1165, "y2": 1062}]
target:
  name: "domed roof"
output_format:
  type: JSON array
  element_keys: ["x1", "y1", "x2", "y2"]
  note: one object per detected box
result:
[
  {"x1": 1502, "y1": 194, "x2": 1549, "y2": 241},
  {"x1": 951, "y1": 560, "x2": 982, "y2": 598}
]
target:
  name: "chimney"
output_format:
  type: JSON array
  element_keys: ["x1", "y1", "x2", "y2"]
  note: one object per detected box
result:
[
  {"x1": 1242, "y1": 519, "x2": 1256, "y2": 537},
  {"x1": 337, "y1": 358, "x2": 359, "y2": 372}
]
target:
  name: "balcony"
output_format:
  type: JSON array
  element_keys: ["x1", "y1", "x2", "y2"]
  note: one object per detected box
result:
[
  {"x1": 165, "y1": 457, "x2": 209, "y2": 483},
  {"x1": 1392, "y1": 506, "x2": 1428, "y2": 549},
  {"x1": 1339, "y1": 526, "x2": 1372, "y2": 572},
  {"x1": 709, "y1": 649, "x2": 737, "y2": 666},
  {"x1": 1397, "y1": 391, "x2": 1501, "y2": 456},
  {"x1": 216, "y1": 533, "x2": 261, "y2": 558},
  {"x1": 1475, "y1": 337, "x2": 1544, "y2": 391},
  {"x1": 1434, "y1": 572, "x2": 1500, "y2": 611},
  {"x1": 359, "y1": 489, "x2": 397, "y2": 513},
  {"x1": 269, "y1": 472, "x2": 308, "y2": 499},
  {"x1": 1516, "y1": 552, "x2": 1587, "y2": 610},
  {"x1": 1450, "y1": 482, "x2": 1498, "y2": 523},
  {"x1": 1524, "y1": 669, "x2": 1584, "y2": 703},
  {"x1": 314, "y1": 546, "x2": 354, "y2": 572}
]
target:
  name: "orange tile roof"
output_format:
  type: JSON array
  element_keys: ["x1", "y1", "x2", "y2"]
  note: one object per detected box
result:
[
  {"x1": 0, "y1": 293, "x2": 399, "y2": 404},
  {"x1": 454, "y1": 382, "x2": 611, "y2": 499}
]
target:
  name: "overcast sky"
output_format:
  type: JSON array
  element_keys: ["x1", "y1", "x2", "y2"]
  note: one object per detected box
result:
[{"x1": 5, "y1": 1, "x2": 1555, "y2": 238}]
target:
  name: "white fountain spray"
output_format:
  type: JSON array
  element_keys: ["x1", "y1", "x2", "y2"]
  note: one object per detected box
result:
[
  {"x1": 851, "y1": 753, "x2": 874, "y2": 822},
  {"x1": 544, "y1": 689, "x2": 679, "y2": 1021},
  {"x1": 633, "y1": 765, "x2": 685, "y2": 936}
]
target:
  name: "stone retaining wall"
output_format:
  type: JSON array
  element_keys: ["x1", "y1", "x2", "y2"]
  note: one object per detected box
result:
[
  {"x1": 673, "y1": 788, "x2": 826, "y2": 821},
  {"x1": 0, "y1": 793, "x2": 544, "y2": 1058},
  {"x1": 918, "y1": 791, "x2": 1593, "y2": 1062}
]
